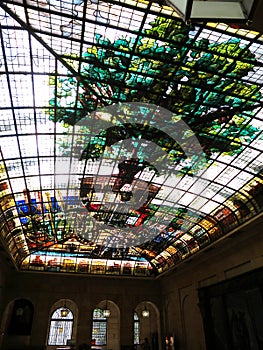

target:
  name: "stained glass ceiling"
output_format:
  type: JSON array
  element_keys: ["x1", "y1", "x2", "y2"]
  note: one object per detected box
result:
[{"x1": 0, "y1": 0, "x2": 263, "y2": 277}]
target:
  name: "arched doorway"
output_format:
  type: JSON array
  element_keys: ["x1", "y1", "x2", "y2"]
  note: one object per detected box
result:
[
  {"x1": 135, "y1": 301, "x2": 161, "y2": 350},
  {"x1": 0, "y1": 298, "x2": 34, "y2": 349}
]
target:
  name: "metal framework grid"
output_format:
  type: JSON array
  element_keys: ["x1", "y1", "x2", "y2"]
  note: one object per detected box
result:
[{"x1": 0, "y1": 0, "x2": 263, "y2": 277}]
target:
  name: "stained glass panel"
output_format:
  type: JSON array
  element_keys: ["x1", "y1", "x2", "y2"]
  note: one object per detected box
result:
[{"x1": 0, "y1": 0, "x2": 263, "y2": 276}]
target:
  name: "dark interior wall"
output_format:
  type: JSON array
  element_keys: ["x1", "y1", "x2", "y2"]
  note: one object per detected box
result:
[
  {"x1": 0, "y1": 255, "x2": 5, "y2": 310},
  {"x1": 0, "y1": 214, "x2": 263, "y2": 350},
  {"x1": 0, "y1": 252, "x2": 10, "y2": 348},
  {"x1": 199, "y1": 267, "x2": 263, "y2": 350},
  {"x1": 159, "y1": 214, "x2": 263, "y2": 350},
  {"x1": 0, "y1": 268, "x2": 161, "y2": 349}
]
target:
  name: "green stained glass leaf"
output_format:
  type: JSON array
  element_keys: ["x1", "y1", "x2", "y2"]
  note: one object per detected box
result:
[{"x1": 48, "y1": 16, "x2": 262, "y2": 170}]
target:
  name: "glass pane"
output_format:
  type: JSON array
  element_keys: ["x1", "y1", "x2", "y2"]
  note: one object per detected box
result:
[
  {"x1": 48, "y1": 319, "x2": 73, "y2": 345},
  {"x1": 134, "y1": 312, "x2": 140, "y2": 345},
  {"x1": 1, "y1": 0, "x2": 263, "y2": 276},
  {"x1": 92, "y1": 321, "x2": 107, "y2": 346}
]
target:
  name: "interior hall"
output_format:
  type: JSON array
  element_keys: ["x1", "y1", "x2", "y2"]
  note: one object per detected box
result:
[{"x1": 1, "y1": 1, "x2": 263, "y2": 349}]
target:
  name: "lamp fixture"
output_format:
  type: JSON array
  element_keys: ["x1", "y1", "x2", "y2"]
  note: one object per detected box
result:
[
  {"x1": 142, "y1": 303, "x2": 150, "y2": 318},
  {"x1": 103, "y1": 309, "x2": 111, "y2": 318},
  {"x1": 102, "y1": 300, "x2": 111, "y2": 318},
  {"x1": 61, "y1": 300, "x2": 69, "y2": 317},
  {"x1": 166, "y1": 0, "x2": 258, "y2": 24}
]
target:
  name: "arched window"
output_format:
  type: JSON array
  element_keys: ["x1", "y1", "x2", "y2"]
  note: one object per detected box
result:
[
  {"x1": 134, "y1": 311, "x2": 140, "y2": 345},
  {"x1": 47, "y1": 307, "x2": 73, "y2": 345},
  {"x1": 92, "y1": 308, "x2": 107, "y2": 346}
]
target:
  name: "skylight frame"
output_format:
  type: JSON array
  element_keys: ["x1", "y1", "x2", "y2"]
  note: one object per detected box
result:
[{"x1": 0, "y1": 0, "x2": 263, "y2": 276}]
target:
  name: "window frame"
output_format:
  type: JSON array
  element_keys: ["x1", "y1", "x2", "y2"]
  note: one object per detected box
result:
[
  {"x1": 47, "y1": 307, "x2": 74, "y2": 346},
  {"x1": 92, "y1": 308, "x2": 108, "y2": 346}
]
